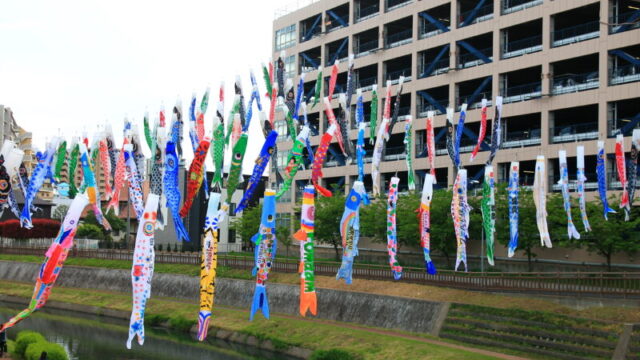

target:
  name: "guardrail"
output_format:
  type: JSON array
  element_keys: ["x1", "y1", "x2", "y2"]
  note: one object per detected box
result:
[{"x1": 3, "y1": 246, "x2": 639, "y2": 299}]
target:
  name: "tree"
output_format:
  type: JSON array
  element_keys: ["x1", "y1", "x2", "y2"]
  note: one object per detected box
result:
[
  {"x1": 230, "y1": 204, "x2": 262, "y2": 252},
  {"x1": 315, "y1": 189, "x2": 346, "y2": 261},
  {"x1": 76, "y1": 224, "x2": 105, "y2": 240},
  {"x1": 359, "y1": 194, "x2": 386, "y2": 243},
  {"x1": 52, "y1": 205, "x2": 68, "y2": 222},
  {"x1": 277, "y1": 225, "x2": 292, "y2": 258},
  {"x1": 429, "y1": 189, "x2": 457, "y2": 268}
]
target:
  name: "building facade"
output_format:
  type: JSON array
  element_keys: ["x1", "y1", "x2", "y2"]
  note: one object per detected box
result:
[{"x1": 271, "y1": 0, "x2": 640, "y2": 266}]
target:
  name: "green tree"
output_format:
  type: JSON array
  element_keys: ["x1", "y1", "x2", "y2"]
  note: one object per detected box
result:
[
  {"x1": 52, "y1": 205, "x2": 69, "y2": 222},
  {"x1": 315, "y1": 189, "x2": 346, "y2": 261},
  {"x1": 430, "y1": 189, "x2": 457, "y2": 268},
  {"x1": 277, "y1": 225, "x2": 292, "y2": 258},
  {"x1": 76, "y1": 224, "x2": 105, "y2": 240},
  {"x1": 230, "y1": 204, "x2": 262, "y2": 251},
  {"x1": 359, "y1": 194, "x2": 386, "y2": 243}
]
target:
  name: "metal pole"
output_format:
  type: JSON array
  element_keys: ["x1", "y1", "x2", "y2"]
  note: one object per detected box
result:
[{"x1": 480, "y1": 223, "x2": 484, "y2": 273}]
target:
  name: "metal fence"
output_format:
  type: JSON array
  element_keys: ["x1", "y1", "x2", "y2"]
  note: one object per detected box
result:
[{"x1": 2, "y1": 246, "x2": 639, "y2": 299}]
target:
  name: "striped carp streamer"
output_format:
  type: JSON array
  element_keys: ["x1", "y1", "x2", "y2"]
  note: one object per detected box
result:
[
  {"x1": 481, "y1": 165, "x2": 496, "y2": 266},
  {"x1": 596, "y1": 141, "x2": 616, "y2": 220},
  {"x1": 445, "y1": 108, "x2": 456, "y2": 168},
  {"x1": 426, "y1": 111, "x2": 436, "y2": 181},
  {"x1": 292, "y1": 74, "x2": 305, "y2": 125},
  {"x1": 217, "y1": 134, "x2": 248, "y2": 223},
  {"x1": 327, "y1": 60, "x2": 339, "y2": 99},
  {"x1": 507, "y1": 162, "x2": 519, "y2": 258},
  {"x1": 262, "y1": 62, "x2": 273, "y2": 99},
  {"x1": 382, "y1": 81, "x2": 392, "y2": 140},
  {"x1": 419, "y1": 174, "x2": 437, "y2": 275},
  {"x1": 615, "y1": 134, "x2": 629, "y2": 210},
  {"x1": 250, "y1": 189, "x2": 278, "y2": 321},
  {"x1": 150, "y1": 127, "x2": 167, "y2": 230},
  {"x1": 212, "y1": 92, "x2": 226, "y2": 190},
  {"x1": 105, "y1": 124, "x2": 117, "y2": 182},
  {"x1": 170, "y1": 100, "x2": 184, "y2": 158},
  {"x1": 470, "y1": 99, "x2": 488, "y2": 162},
  {"x1": 124, "y1": 144, "x2": 145, "y2": 221},
  {"x1": 369, "y1": 85, "x2": 378, "y2": 145},
  {"x1": 534, "y1": 156, "x2": 552, "y2": 248},
  {"x1": 323, "y1": 97, "x2": 346, "y2": 156},
  {"x1": 126, "y1": 194, "x2": 159, "y2": 349},
  {"x1": 337, "y1": 181, "x2": 368, "y2": 284},
  {"x1": 386, "y1": 176, "x2": 402, "y2": 280},
  {"x1": 576, "y1": 146, "x2": 591, "y2": 231},
  {"x1": 295, "y1": 185, "x2": 317, "y2": 317},
  {"x1": 79, "y1": 143, "x2": 111, "y2": 231},
  {"x1": 337, "y1": 93, "x2": 354, "y2": 161},
  {"x1": 236, "y1": 131, "x2": 278, "y2": 214},
  {"x1": 404, "y1": 115, "x2": 415, "y2": 191},
  {"x1": 21, "y1": 139, "x2": 58, "y2": 229},
  {"x1": 558, "y1": 150, "x2": 580, "y2": 240},
  {"x1": 387, "y1": 77, "x2": 405, "y2": 137},
  {"x1": 487, "y1": 97, "x2": 503, "y2": 165},
  {"x1": 164, "y1": 141, "x2": 190, "y2": 242},
  {"x1": 68, "y1": 142, "x2": 80, "y2": 198},
  {"x1": 452, "y1": 169, "x2": 470, "y2": 272},
  {"x1": 312, "y1": 124, "x2": 337, "y2": 197},
  {"x1": 106, "y1": 138, "x2": 128, "y2": 215},
  {"x1": 99, "y1": 138, "x2": 112, "y2": 198},
  {"x1": 372, "y1": 118, "x2": 389, "y2": 197},
  {"x1": 276, "y1": 126, "x2": 311, "y2": 199},
  {"x1": 356, "y1": 90, "x2": 366, "y2": 182},
  {"x1": 454, "y1": 104, "x2": 467, "y2": 168},
  {"x1": 0, "y1": 194, "x2": 88, "y2": 333},
  {"x1": 625, "y1": 130, "x2": 640, "y2": 220},
  {"x1": 53, "y1": 140, "x2": 67, "y2": 182},
  {"x1": 198, "y1": 192, "x2": 221, "y2": 342},
  {"x1": 311, "y1": 66, "x2": 323, "y2": 109},
  {"x1": 188, "y1": 93, "x2": 210, "y2": 198},
  {"x1": 179, "y1": 137, "x2": 211, "y2": 218}
]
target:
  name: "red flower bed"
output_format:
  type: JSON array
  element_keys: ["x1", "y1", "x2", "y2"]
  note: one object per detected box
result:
[{"x1": 0, "y1": 218, "x2": 61, "y2": 239}]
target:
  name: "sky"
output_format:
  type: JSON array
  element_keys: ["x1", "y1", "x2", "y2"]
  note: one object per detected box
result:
[{"x1": 0, "y1": 0, "x2": 291, "y2": 168}]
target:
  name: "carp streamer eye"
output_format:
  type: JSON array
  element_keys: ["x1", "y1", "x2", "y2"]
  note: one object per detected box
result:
[{"x1": 235, "y1": 152, "x2": 242, "y2": 160}]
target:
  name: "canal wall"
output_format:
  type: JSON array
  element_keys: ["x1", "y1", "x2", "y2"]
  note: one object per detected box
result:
[{"x1": 0, "y1": 260, "x2": 448, "y2": 335}]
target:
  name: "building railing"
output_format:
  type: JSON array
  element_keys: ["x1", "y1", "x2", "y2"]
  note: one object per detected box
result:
[
  {"x1": 502, "y1": 35, "x2": 542, "y2": 59},
  {"x1": 383, "y1": 146, "x2": 406, "y2": 161},
  {"x1": 4, "y1": 246, "x2": 638, "y2": 298},
  {"x1": 501, "y1": 129, "x2": 542, "y2": 149},
  {"x1": 502, "y1": 0, "x2": 542, "y2": 15},
  {"x1": 417, "y1": 99, "x2": 448, "y2": 116},
  {"x1": 325, "y1": 16, "x2": 349, "y2": 33},
  {"x1": 502, "y1": 81, "x2": 542, "y2": 104},
  {"x1": 610, "y1": 63, "x2": 640, "y2": 86},
  {"x1": 552, "y1": 72, "x2": 599, "y2": 95},
  {"x1": 418, "y1": 19, "x2": 449, "y2": 39},
  {"x1": 551, "y1": 122, "x2": 599, "y2": 143},
  {"x1": 300, "y1": 26, "x2": 321, "y2": 42},
  {"x1": 355, "y1": 3, "x2": 379, "y2": 23},
  {"x1": 354, "y1": 38, "x2": 379, "y2": 58},
  {"x1": 356, "y1": 75, "x2": 377, "y2": 92},
  {"x1": 458, "y1": 47, "x2": 492, "y2": 69},
  {"x1": 385, "y1": 0, "x2": 413, "y2": 12},
  {"x1": 609, "y1": 10, "x2": 640, "y2": 34},
  {"x1": 384, "y1": 29, "x2": 413, "y2": 49},
  {"x1": 550, "y1": 173, "x2": 598, "y2": 191},
  {"x1": 457, "y1": 91, "x2": 492, "y2": 110},
  {"x1": 325, "y1": 51, "x2": 348, "y2": 66},
  {"x1": 385, "y1": 69, "x2": 411, "y2": 82},
  {"x1": 458, "y1": 3, "x2": 494, "y2": 27},
  {"x1": 418, "y1": 57, "x2": 450, "y2": 78},
  {"x1": 299, "y1": 56, "x2": 320, "y2": 73},
  {"x1": 552, "y1": 20, "x2": 599, "y2": 47},
  {"x1": 607, "y1": 119, "x2": 640, "y2": 138}
]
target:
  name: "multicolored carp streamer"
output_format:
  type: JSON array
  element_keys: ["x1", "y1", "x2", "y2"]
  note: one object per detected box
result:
[
  {"x1": 276, "y1": 126, "x2": 310, "y2": 199},
  {"x1": 0, "y1": 194, "x2": 88, "y2": 332},
  {"x1": 250, "y1": 189, "x2": 277, "y2": 321},
  {"x1": 143, "y1": 112, "x2": 153, "y2": 152},
  {"x1": 616, "y1": 134, "x2": 629, "y2": 210},
  {"x1": 150, "y1": 128, "x2": 167, "y2": 230},
  {"x1": 419, "y1": 174, "x2": 437, "y2": 275},
  {"x1": 21, "y1": 139, "x2": 58, "y2": 229},
  {"x1": 295, "y1": 185, "x2": 317, "y2": 316},
  {"x1": 454, "y1": 104, "x2": 467, "y2": 168},
  {"x1": 625, "y1": 130, "x2": 640, "y2": 221},
  {"x1": 217, "y1": 133, "x2": 248, "y2": 223},
  {"x1": 276, "y1": 52, "x2": 286, "y2": 99},
  {"x1": 327, "y1": 60, "x2": 339, "y2": 99},
  {"x1": 481, "y1": 165, "x2": 496, "y2": 266},
  {"x1": 105, "y1": 124, "x2": 117, "y2": 180},
  {"x1": 558, "y1": 150, "x2": 580, "y2": 240},
  {"x1": 170, "y1": 101, "x2": 184, "y2": 158},
  {"x1": 533, "y1": 156, "x2": 552, "y2": 248},
  {"x1": 106, "y1": 138, "x2": 128, "y2": 215},
  {"x1": 426, "y1": 111, "x2": 436, "y2": 181},
  {"x1": 68, "y1": 142, "x2": 80, "y2": 198},
  {"x1": 99, "y1": 138, "x2": 112, "y2": 198},
  {"x1": 386, "y1": 177, "x2": 402, "y2": 280},
  {"x1": 79, "y1": 143, "x2": 111, "y2": 231},
  {"x1": 404, "y1": 115, "x2": 415, "y2": 191},
  {"x1": 131, "y1": 125, "x2": 146, "y2": 181},
  {"x1": 445, "y1": 108, "x2": 456, "y2": 168},
  {"x1": 312, "y1": 124, "x2": 336, "y2": 197},
  {"x1": 179, "y1": 137, "x2": 211, "y2": 218},
  {"x1": 371, "y1": 118, "x2": 389, "y2": 197},
  {"x1": 452, "y1": 169, "x2": 470, "y2": 272},
  {"x1": 387, "y1": 77, "x2": 405, "y2": 137},
  {"x1": 212, "y1": 109, "x2": 225, "y2": 190},
  {"x1": 470, "y1": 99, "x2": 488, "y2": 162},
  {"x1": 356, "y1": 91, "x2": 366, "y2": 182},
  {"x1": 576, "y1": 146, "x2": 591, "y2": 231},
  {"x1": 126, "y1": 194, "x2": 158, "y2": 349},
  {"x1": 124, "y1": 144, "x2": 144, "y2": 220},
  {"x1": 323, "y1": 97, "x2": 345, "y2": 156},
  {"x1": 382, "y1": 81, "x2": 392, "y2": 140},
  {"x1": 262, "y1": 62, "x2": 273, "y2": 99},
  {"x1": 596, "y1": 141, "x2": 615, "y2": 220},
  {"x1": 53, "y1": 141, "x2": 67, "y2": 182},
  {"x1": 369, "y1": 85, "x2": 378, "y2": 145},
  {"x1": 507, "y1": 162, "x2": 519, "y2": 258},
  {"x1": 164, "y1": 141, "x2": 190, "y2": 242},
  {"x1": 487, "y1": 97, "x2": 503, "y2": 165},
  {"x1": 198, "y1": 192, "x2": 221, "y2": 341},
  {"x1": 337, "y1": 181, "x2": 368, "y2": 284},
  {"x1": 337, "y1": 93, "x2": 354, "y2": 161},
  {"x1": 267, "y1": 84, "x2": 278, "y2": 130},
  {"x1": 236, "y1": 131, "x2": 278, "y2": 214},
  {"x1": 311, "y1": 66, "x2": 323, "y2": 108}
]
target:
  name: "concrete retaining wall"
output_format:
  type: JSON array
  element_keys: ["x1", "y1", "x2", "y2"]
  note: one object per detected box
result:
[{"x1": 0, "y1": 260, "x2": 447, "y2": 335}]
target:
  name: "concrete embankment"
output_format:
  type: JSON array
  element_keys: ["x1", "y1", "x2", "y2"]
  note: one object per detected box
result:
[{"x1": 0, "y1": 260, "x2": 449, "y2": 335}]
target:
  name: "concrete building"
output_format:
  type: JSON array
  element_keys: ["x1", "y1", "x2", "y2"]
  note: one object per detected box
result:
[{"x1": 271, "y1": 0, "x2": 640, "y2": 268}]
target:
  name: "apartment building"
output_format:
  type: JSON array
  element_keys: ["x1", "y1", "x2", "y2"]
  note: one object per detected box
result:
[{"x1": 271, "y1": 0, "x2": 639, "y2": 226}]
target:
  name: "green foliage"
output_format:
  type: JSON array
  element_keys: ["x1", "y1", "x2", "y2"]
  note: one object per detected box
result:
[
  {"x1": 429, "y1": 189, "x2": 457, "y2": 267},
  {"x1": 168, "y1": 316, "x2": 196, "y2": 332},
  {"x1": 277, "y1": 225, "x2": 292, "y2": 257},
  {"x1": 230, "y1": 204, "x2": 262, "y2": 249},
  {"x1": 52, "y1": 205, "x2": 69, "y2": 222},
  {"x1": 359, "y1": 194, "x2": 386, "y2": 243},
  {"x1": 25, "y1": 341, "x2": 68, "y2": 360},
  {"x1": 310, "y1": 349, "x2": 361, "y2": 360},
  {"x1": 15, "y1": 330, "x2": 45, "y2": 357},
  {"x1": 315, "y1": 190, "x2": 346, "y2": 261},
  {"x1": 76, "y1": 223, "x2": 105, "y2": 240}
]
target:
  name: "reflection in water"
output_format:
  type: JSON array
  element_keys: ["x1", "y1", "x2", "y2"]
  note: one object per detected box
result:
[{"x1": 0, "y1": 303, "x2": 293, "y2": 360}]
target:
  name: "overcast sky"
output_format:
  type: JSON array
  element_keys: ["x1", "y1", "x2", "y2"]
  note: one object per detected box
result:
[{"x1": 0, "y1": 0, "x2": 292, "y2": 166}]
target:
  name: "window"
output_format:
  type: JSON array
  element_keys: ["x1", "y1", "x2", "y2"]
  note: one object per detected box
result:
[
  {"x1": 275, "y1": 120, "x2": 289, "y2": 142},
  {"x1": 276, "y1": 213, "x2": 292, "y2": 230},
  {"x1": 284, "y1": 55, "x2": 296, "y2": 78},
  {"x1": 228, "y1": 229, "x2": 236, "y2": 243},
  {"x1": 229, "y1": 202, "x2": 236, "y2": 216},
  {"x1": 275, "y1": 24, "x2": 296, "y2": 51},
  {"x1": 276, "y1": 150, "x2": 288, "y2": 170}
]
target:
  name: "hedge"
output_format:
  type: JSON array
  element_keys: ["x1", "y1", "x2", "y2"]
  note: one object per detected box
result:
[
  {"x1": 0, "y1": 218, "x2": 61, "y2": 239},
  {"x1": 14, "y1": 330, "x2": 45, "y2": 357},
  {"x1": 25, "y1": 341, "x2": 68, "y2": 360}
]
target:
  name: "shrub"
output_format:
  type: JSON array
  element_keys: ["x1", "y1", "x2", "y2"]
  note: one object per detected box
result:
[
  {"x1": 25, "y1": 341, "x2": 68, "y2": 360},
  {"x1": 14, "y1": 331, "x2": 45, "y2": 357},
  {"x1": 0, "y1": 219, "x2": 61, "y2": 239},
  {"x1": 310, "y1": 349, "x2": 360, "y2": 360},
  {"x1": 76, "y1": 224, "x2": 105, "y2": 240}
]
